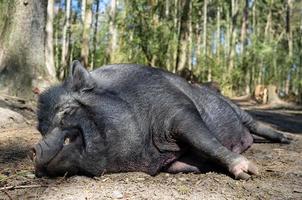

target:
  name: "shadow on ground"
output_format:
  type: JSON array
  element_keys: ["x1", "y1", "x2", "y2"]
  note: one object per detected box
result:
[{"x1": 248, "y1": 109, "x2": 302, "y2": 134}]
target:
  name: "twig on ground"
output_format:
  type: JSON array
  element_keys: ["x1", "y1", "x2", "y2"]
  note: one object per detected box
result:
[
  {"x1": 0, "y1": 170, "x2": 32, "y2": 183},
  {"x1": 0, "y1": 94, "x2": 27, "y2": 103},
  {"x1": 1, "y1": 190, "x2": 13, "y2": 200},
  {"x1": 0, "y1": 184, "x2": 46, "y2": 191},
  {"x1": 56, "y1": 172, "x2": 68, "y2": 184}
]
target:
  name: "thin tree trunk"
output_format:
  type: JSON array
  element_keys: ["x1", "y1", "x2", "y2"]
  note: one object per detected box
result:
[
  {"x1": 240, "y1": 0, "x2": 249, "y2": 95},
  {"x1": 228, "y1": 0, "x2": 238, "y2": 74},
  {"x1": 298, "y1": 13, "x2": 302, "y2": 103},
  {"x1": 240, "y1": 0, "x2": 248, "y2": 55},
  {"x1": 107, "y1": 0, "x2": 118, "y2": 63},
  {"x1": 202, "y1": 0, "x2": 207, "y2": 57},
  {"x1": 165, "y1": 0, "x2": 169, "y2": 17},
  {"x1": 195, "y1": 22, "x2": 202, "y2": 69},
  {"x1": 251, "y1": 0, "x2": 256, "y2": 89},
  {"x1": 264, "y1": 2, "x2": 272, "y2": 42},
  {"x1": 90, "y1": 0, "x2": 100, "y2": 70},
  {"x1": 188, "y1": 0, "x2": 192, "y2": 71},
  {"x1": 172, "y1": 0, "x2": 180, "y2": 73},
  {"x1": 223, "y1": 2, "x2": 230, "y2": 82},
  {"x1": 285, "y1": 0, "x2": 293, "y2": 95},
  {"x1": 60, "y1": 0, "x2": 72, "y2": 78},
  {"x1": 81, "y1": 0, "x2": 93, "y2": 68},
  {"x1": 175, "y1": 0, "x2": 191, "y2": 72},
  {"x1": 259, "y1": 0, "x2": 273, "y2": 84},
  {"x1": 81, "y1": 0, "x2": 86, "y2": 23},
  {"x1": 54, "y1": 28, "x2": 59, "y2": 74},
  {"x1": 45, "y1": 0, "x2": 56, "y2": 80},
  {"x1": 150, "y1": 1, "x2": 159, "y2": 67},
  {"x1": 202, "y1": 0, "x2": 211, "y2": 81},
  {"x1": 216, "y1": 4, "x2": 221, "y2": 64}
]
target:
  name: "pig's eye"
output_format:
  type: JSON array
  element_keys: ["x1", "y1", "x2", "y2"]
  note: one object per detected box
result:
[{"x1": 64, "y1": 137, "x2": 70, "y2": 145}]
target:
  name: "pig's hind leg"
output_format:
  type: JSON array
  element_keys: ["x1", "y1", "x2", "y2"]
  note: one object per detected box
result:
[
  {"x1": 172, "y1": 108, "x2": 258, "y2": 180},
  {"x1": 195, "y1": 85, "x2": 291, "y2": 144},
  {"x1": 232, "y1": 107, "x2": 292, "y2": 144}
]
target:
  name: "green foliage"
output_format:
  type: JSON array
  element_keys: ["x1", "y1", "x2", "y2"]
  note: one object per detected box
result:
[{"x1": 52, "y1": 0, "x2": 302, "y2": 99}]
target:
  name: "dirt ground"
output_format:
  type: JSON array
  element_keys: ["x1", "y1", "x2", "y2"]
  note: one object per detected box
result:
[{"x1": 0, "y1": 100, "x2": 302, "y2": 200}]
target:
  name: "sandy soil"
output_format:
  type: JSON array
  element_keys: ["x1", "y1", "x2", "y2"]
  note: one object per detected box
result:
[{"x1": 0, "y1": 104, "x2": 302, "y2": 200}]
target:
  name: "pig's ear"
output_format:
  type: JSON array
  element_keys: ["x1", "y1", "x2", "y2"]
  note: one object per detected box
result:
[{"x1": 69, "y1": 60, "x2": 95, "y2": 92}]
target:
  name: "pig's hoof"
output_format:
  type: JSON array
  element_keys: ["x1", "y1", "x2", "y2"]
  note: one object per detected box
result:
[
  {"x1": 229, "y1": 157, "x2": 258, "y2": 180},
  {"x1": 280, "y1": 135, "x2": 293, "y2": 144}
]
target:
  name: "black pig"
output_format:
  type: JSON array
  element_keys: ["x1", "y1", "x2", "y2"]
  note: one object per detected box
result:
[{"x1": 33, "y1": 61, "x2": 291, "y2": 180}]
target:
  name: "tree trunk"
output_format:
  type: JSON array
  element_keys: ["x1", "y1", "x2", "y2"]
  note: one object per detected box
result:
[
  {"x1": 165, "y1": 0, "x2": 169, "y2": 17},
  {"x1": 90, "y1": 0, "x2": 100, "y2": 70},
  {"x1": 45, "y1": 0, "x2": 56, "y2": 80},
  {"x1": 188, "y1": 0, "x2": 192, "y2": 71},
  {"x1": 258, "y1": 1, "x2": 272, "y2": 85},
  {"x1": 195, "y1": 22, "x2": 202, "y2": 69},
  {"x1": 285, "y1": 0, "x2": 293, "y2": 95},
  {"x1": 267, "y1": 85, "x2": 281, "y2": 105},
  {"x1": 240, "y1": 0, "x2": 248, "y2": 54},
  {"x1": 240, "y1": 0, "x2": 250, "y2": 95},
  {"x1": 60, "y1": 0, "x2": 72, "y2": 77},
  {"x1": 175, "y1": 0, "x2": 191, "y2": 72},
  {"x1": 172, "y1": 0, "x2": 180, "y2": 73},
  {"x1": 54, "y1": 28, "x2": 59, "y2": 73},
  {"x1": 216, "y1": 5, "x2": 221, "y2": 64},
  {"x1": 202, "y1": 0, "x2": 210, "y2": 81},
  {"x1": 81, "y1": 0, "x2": 93, "y2": 68},
  {"x1": 298, "y1": 15, "x2": 302, "y2": 103},
  {"x1": 228, "y1": 0, "x2": 238, "y2": 74},
  {"x1": 81, "y1": 0, "x2": 86, "y2": 23},
  {"x1": 251, "y1": 0, "x2": 256, "y2": 89},
  {"x1": 222, "y1": 2, "x2": 230, "y2": 82},
  {"x1": 107, "y1": 0, "x2": 118, "y2": 64},
  {"x1": 0, "y1": 0, "x2": 52, "y2": 98}
]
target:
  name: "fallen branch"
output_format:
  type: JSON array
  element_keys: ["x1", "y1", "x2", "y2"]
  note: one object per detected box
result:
[
  {"x1": 0, "y1": 171, "x2": 31, "y2": 183},
  {"x1": 0, "y1": 184, "x2": 47, "y2": 191},
  {"x1": 1, "y1": 190, "x2": 13, "y2": 200},
  {"x1": 0, "y1": 94, "x2": 28, "y2": 103}
]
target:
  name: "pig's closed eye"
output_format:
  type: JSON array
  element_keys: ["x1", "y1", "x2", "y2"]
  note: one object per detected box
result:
[
  {"x1": 63, "y1": 130, "x2": 80, "y2": 146},
  {"x1": 64, "y1": 137, "x2": 70, "y2": 145}
]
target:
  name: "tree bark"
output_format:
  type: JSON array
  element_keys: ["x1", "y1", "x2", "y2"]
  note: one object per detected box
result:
[
  {"x1": 60, "y1": 0, "x2": 72, "y2": 77},
  {"x1": 216, "y1": 4, "x2": 221, "y2": 64},
  {"x1": 188, "y1": 0, "x2": 192, "y2": 71},
  {"x1": 45, "y1": 0, "x2": 56, "y2": 80},
  {"x1": 228, "y1": 0, "x2": 238, "y2": 74},
  {"x1": 107, "y1": 0, "x2": 118, "y2": 64},
  {"x1": 298, "y1": 14, "x2": 302, "y2": 103},
  {"x1": 175, "y1": 0, "x2": 191, "y2": 72},
  {"x1": 251, "y1": 0, "x2": 256, "y2": 89},
  {"x1": 0, "y1": 0, "x2": 52, "y2": 98},
  {"x1": 202, "y1": 0, "x2": 211, "y2": 81},
  {"x1": 240, "y1": 0, "x2": 250, "y2": 95},
  {"x1": 195, "y1": 22, "x2": 202, "y2": 70},
  {"x1": 258, "y1": 0, "x2": 273, "y2": 85},
  {"x1": 81, "y1": 0, "x2": 93, "y2": 68},
  {"x1": 172, "y1": 0, "x2": 180, "y2": 73},
  {"x1": 90, "y1": 0, "x2": 100, "y2": 70},
  {"x1": 285, "y1": 0, "x2": 293, "y2": 95},
  {"x1": 81, "y1": 0, "x2": 86, "y2": 23}
]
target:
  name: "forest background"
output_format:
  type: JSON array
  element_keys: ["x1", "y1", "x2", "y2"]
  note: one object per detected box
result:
[{"x1": 0, "y1": 0, "x2": 301, "y2": 101}]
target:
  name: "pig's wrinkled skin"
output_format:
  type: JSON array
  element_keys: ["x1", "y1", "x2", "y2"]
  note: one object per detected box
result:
[{"x1": 33, "y1": 61, "x2": 291, "y2": 180}]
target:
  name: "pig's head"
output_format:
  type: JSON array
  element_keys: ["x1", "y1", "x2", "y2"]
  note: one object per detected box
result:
[{"x1": 32, "y1": 61, "x2": 107, "y2": 177}]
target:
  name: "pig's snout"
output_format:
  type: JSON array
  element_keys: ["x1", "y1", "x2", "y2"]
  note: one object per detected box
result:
[{"x1": 31, "y1": 145, "x2": 48, "y2": 177}]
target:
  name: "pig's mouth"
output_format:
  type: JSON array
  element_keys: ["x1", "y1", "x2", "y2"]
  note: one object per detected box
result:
[{"x1": 32, "y1": 128, "x2": 84, "y2": 177}]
